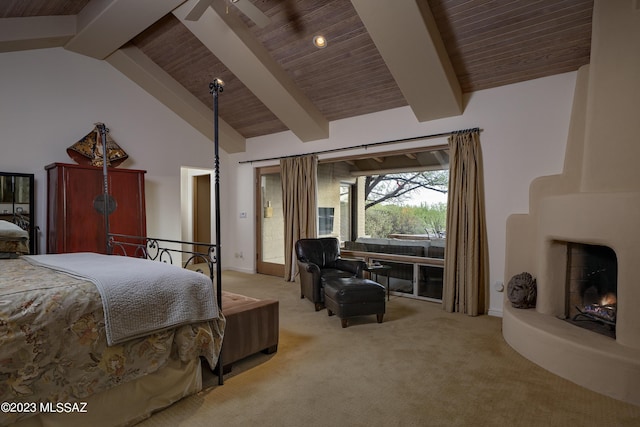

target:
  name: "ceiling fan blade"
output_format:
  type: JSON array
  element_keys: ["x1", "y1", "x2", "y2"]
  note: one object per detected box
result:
[{"x1": 232, "y1": 0, "x2": 271, "y2": 28}]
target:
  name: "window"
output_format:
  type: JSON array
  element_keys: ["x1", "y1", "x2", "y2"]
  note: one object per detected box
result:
[
  {"x1": 316, "y1": 147, "x2": 448, "y2": 302},
  {"x1": 318, "y1": 207, "x2": 335, "y2": 235},
  {"x1": 339, "y1": 183, "x2": 354, "y2": 242}
]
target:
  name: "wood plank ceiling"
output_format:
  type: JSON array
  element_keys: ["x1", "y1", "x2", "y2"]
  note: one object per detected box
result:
[{"x1": 0, "y1": 0, "x2": 593, "y2": 154}]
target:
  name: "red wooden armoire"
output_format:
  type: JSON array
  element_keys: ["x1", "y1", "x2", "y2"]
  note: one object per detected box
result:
[{"x1": 46, "y1": 163, "x2": 146, "y2": 254}]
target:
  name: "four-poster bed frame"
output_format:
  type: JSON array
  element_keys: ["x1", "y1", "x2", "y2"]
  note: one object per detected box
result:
[
  {"x1": 99, "y1": 78, "x2": 226, "y2": 384},
  {"x1": 1, "y1": 80, "x2": 280, "y2": 427}
]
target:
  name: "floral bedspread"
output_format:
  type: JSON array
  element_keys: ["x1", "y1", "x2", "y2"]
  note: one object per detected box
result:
[{"x1": 0, "y1": 258, "x2": 225, "y2": 426}]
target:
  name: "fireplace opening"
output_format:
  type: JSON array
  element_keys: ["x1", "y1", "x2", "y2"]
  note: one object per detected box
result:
[{"x1": 565, "y1": 243, "x2": 617, "y2": 338}]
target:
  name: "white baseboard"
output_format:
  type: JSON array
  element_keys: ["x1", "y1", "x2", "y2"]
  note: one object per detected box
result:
[
  {"x1": 223, "y1": 266, "x2": 256, "y2": 275},
  {"x1": 488, "y1": 308, "x2": 503, "y2": 317}
]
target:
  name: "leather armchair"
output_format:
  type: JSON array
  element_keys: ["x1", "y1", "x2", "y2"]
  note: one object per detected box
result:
[{"x1": 295, "y1": 237, "x2": 366, "y2": 311}]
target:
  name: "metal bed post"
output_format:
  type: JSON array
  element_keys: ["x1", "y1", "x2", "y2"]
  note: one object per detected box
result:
[
  {"x1": 210, "y1": 78, "x2": 224, "y2": 385},
  {"x1": 97, "y1": 123, "x2": 112, "y2": 255}
]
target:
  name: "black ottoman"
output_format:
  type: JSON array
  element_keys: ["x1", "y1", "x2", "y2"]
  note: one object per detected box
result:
[{"x1": 323, "y1": 277, "x2": 386, "y2": 328}]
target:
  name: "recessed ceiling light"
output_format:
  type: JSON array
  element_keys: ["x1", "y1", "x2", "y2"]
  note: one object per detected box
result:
[{"x1": 313, "y1": 35, "x2": 327, "y2": 49}]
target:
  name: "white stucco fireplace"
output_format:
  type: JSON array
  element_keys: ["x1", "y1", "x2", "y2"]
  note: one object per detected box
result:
[{"x1": 502, "y1": 1, "x2": 640, "y2": 406}]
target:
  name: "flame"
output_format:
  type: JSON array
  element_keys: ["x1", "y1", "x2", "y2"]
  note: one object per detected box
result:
[{"x1": 600, "y1": 293, "x2": 617, "y2": 305}]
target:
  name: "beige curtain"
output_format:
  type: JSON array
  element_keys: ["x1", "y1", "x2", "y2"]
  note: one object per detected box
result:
[
  {"x1": 281, "y1": 155, "x2": 318, "y2": 281},
  {"x1": 443, "y1": 130, "x2": 488, "y2": 315}
]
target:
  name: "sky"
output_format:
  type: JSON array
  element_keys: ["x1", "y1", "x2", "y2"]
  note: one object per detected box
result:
[{"x1": 407, "y1": 187, "x2": 448, "y2": 206}]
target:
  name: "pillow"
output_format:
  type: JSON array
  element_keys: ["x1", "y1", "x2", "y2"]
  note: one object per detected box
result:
[
  {"x1": 0, "y1": 220, "x2": 29, "y2": 254},
  {"x1": 0, "y1": 220, "x2": 29, "y2": 240}
]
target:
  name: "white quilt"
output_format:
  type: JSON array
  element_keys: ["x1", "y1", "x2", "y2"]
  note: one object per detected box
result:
[{"x1": 23, "y1": 252, "x2": 219, "y2": 345}]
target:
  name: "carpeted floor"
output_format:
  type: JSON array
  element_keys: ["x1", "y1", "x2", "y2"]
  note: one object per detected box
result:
[{"x1": 138, "y1": 271, "x2": 640, "y2": 427}]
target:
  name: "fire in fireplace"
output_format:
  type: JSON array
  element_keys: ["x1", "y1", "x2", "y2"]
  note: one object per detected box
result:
[{"x1": 565, "y1": 243, "x2": 617, "y2": 338}]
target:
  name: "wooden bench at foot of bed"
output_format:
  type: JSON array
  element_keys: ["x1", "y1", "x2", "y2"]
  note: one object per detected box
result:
[{"x1": 220, "y1": 291, "x2": 279, "y2": 372}]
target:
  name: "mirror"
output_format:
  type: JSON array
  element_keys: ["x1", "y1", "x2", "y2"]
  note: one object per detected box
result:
[{"x1": 0, "y1": 172, "x2": 36, "y2": 254}]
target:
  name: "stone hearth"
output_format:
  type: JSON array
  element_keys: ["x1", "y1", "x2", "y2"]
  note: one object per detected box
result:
[{"x1": 503, "y1": 1, "x2": 640, "y2": 407}]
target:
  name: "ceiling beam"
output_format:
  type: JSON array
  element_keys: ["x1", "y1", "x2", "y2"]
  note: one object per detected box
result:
[
  {"x1": 173, "y1": 0, "x2": 329, "y2": 142},
  {"x1": 350, "y1": 0, "x2": 463, "y2": 122},
  {"x1": 433, "y1": 150, "x2": 449, "y2": 167},
  {"x1": 106, "y1": 45, "x2": 245, "y2": 153},
  {"x1": 65, "y1": 0, "x2": 188, "y2": 59},
  {"x1": 350, "y1": 165, "x2": 442, "y2": 177},
  {"x1": 0, "y1": 16, "x2": 75, "y2": 53}
]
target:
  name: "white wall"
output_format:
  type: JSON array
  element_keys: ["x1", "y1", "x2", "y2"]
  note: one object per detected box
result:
[
  {"x1": 227, "y1": 72, "x2": 577, "y2": 316},
  {"x1": 0, "y1": 47, "x2": 227, "y2": 253},
  {"x1": 0, "y1": 47, "x2": 576, "y2": 316}
]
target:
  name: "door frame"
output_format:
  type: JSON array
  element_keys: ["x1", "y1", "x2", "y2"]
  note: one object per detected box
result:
[{"x1": 255, "y1": 165, "x2": 284, "y2": 277}]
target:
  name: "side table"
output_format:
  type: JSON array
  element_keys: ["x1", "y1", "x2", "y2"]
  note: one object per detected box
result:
[{"x1": 363, "y1": 263, "x2": 393, "y2": 301}]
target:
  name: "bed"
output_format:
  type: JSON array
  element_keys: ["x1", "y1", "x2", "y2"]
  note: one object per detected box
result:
[
  {"x1": 107, "y1": 234, "x2": 280, "y2": 374},
  {"x1": 1, "y1": 88, "x2": 279, "y2": 425},
  {"x1": 0, "y1": 223, "x2": 226, "y2": 427}
]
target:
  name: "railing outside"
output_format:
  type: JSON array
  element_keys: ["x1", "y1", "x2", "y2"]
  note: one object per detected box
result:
[{"x1": 341, "y1": 249, "x2": 444, "y2": 303}]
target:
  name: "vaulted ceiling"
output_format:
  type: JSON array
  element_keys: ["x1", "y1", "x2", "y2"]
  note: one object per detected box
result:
[{"x1": 0, "y1": 0, "x2": 593, "y2": 153}]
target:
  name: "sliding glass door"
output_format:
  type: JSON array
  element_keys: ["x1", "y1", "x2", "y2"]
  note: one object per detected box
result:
[{"x1": 256, "y1": 166, "x2": 284, "y2": 277}]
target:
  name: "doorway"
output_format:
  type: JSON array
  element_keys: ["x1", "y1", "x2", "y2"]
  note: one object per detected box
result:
[
  {"x1": 192, "y1": 174, "x2": 211, "y2": 253},
  {"x1": 180, "y1": 167, "x2": 215, "y2": 267}
]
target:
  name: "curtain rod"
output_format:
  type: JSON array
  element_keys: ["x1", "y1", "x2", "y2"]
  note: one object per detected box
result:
[{"x1": 238, "y1": 127, "x2": 480, "y2": 164}]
